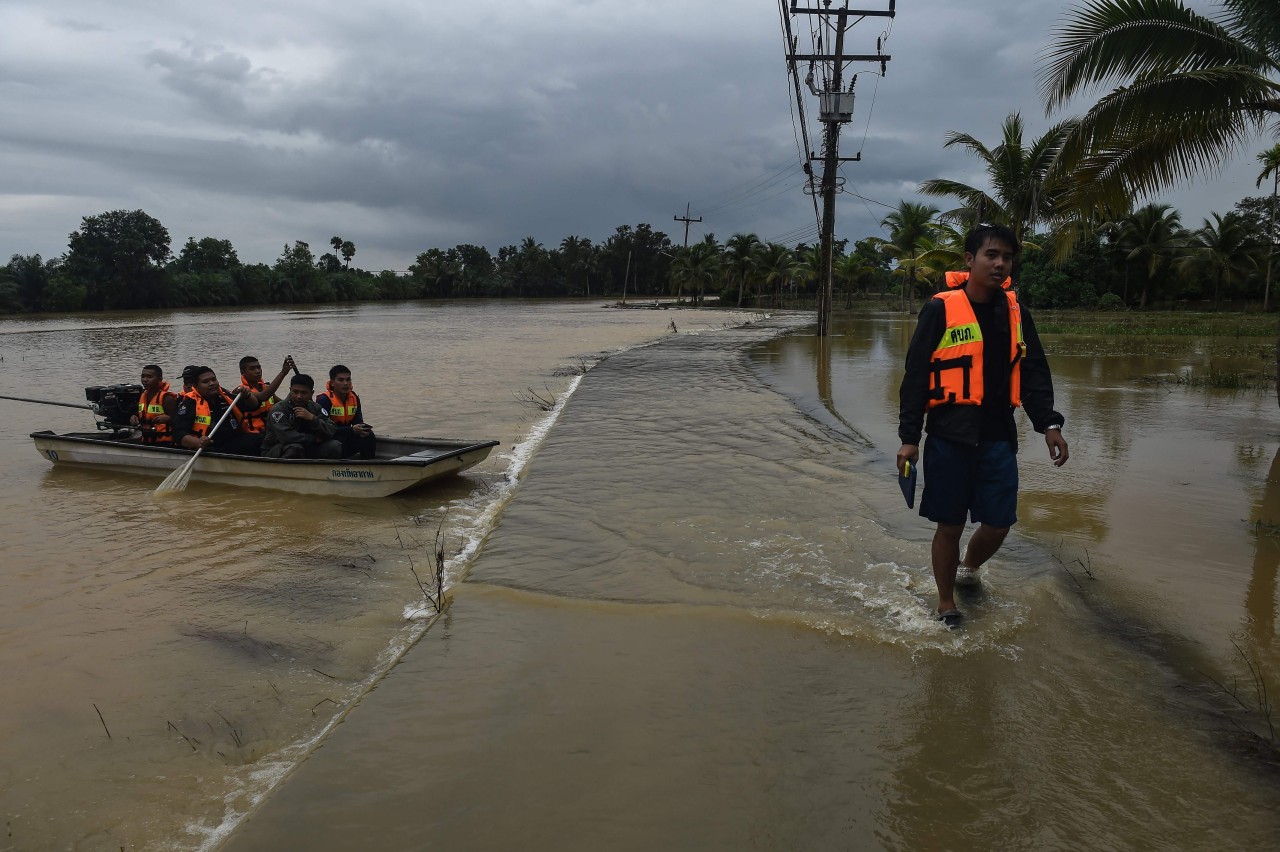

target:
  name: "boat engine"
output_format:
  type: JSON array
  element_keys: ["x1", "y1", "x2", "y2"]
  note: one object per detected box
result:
[{"x1": 85, "y1": 384, "x2": 143, "y2": 430}]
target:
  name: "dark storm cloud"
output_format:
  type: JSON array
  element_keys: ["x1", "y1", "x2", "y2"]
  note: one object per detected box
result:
[{"x1": 0, "y1": 0, "x2": 1263, "y2": 269}]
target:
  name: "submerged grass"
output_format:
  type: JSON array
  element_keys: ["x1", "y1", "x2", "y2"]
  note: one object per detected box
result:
[
  {"x1": 1037, "y1": 311, "x2": 1277, "y2": 338},
  {"x1": 1140, "y1": 367, "x2": 1274, "y2": 390}
]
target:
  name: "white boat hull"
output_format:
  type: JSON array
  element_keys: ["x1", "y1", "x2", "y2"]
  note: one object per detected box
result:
[{"x1": 31, "y1": 431, "x2": 499, "y2": 498}]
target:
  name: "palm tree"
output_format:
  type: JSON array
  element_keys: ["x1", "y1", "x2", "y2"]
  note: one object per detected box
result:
[
  {"x1": 1040, "y1": 0, "x2": 1280, "y2": 211},
  {"x1": 918, "y1": 112, "x2": 1077, "y2": 252},
  {"x1": 669, "y1": 247, "x2": 696, "y2": 303},
  {"x1": 1180, "y1": 212, "x2": 1261, "y2": 310},
  {"x1": 559, "y1": 235, "x2": 593, "y2": 296},
  {"x1": 833, "y1": 253, "x2": 864, "y2": 306},
  {"x1": 693, "y1": 239, "x2": 722, "y2": 306},
  {"x1": 1114, "y1": 203, "x2": 1187, "y2": 309},
  {"x1": 873, "y1": 201, "x2": 939, "y2": 312},
  {"x1": 793, "y1": 244, "x2": 824, "y2": 300},
  {"x1": 724, "y1": 233, "x2": 762, "y2": 307},
  {"x1": 670, "y1": 240, "x2": 723, "y2": 306},
  {"x1": 915, "y1": 223, "x2": 969, "y2": 291},
  {"x1": 1257, "y1": 144, "x2": 1280, "y2": 310},
  {"x1": 755, "y1": 243, "x2": 803, "y2": 308}
]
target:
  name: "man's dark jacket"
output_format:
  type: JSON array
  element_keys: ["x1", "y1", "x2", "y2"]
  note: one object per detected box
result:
[
  {"x1": 260, "y1": 398, "x2": 338, "y2": 456},
  {"x1": 898, "y1": 291, "x2": 1065, "y2": 448}
]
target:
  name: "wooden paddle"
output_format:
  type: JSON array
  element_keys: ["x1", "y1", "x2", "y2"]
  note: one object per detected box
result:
[{"x1": 154, "y1": 389, "x2": 245, "y2": 495}]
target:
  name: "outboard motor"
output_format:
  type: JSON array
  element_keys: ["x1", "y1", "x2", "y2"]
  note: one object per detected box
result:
[{"x1": 85, "y1": 383, "x2": 143, "y2": 430}]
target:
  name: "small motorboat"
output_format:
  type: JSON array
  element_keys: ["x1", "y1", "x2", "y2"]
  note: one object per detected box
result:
[{"x1": 31, "y1": 431, "x2": 499, "y2": 498}]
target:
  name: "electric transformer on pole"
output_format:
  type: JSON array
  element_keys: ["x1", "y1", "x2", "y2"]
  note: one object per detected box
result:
[{"x1": 783, "y1": 1, "x2": 894, "y2": 336}]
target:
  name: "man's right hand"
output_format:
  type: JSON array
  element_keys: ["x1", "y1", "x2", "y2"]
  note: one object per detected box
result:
[
  {"x1": 896, "y1": 444, "x2": 918, "y2": 475},
  {"x1": 293, "y1": 406, "x2": 314, "y2": 421}
]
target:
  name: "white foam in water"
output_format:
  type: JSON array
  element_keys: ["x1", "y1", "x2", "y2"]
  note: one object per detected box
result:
[
  {"x1": 797, "y1": 561, "x2": 1030, "y2": 658},
  {"x1": 403, "y1": 372, "x2": 584, "y2": 618},
  {"x1": 194, "y1": 369, "x2": 598, "y2": 850}
]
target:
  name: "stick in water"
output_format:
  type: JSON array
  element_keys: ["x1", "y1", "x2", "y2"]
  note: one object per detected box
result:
[{"x1": 155, "y1": 390, "x2": 244, "y2": 495}]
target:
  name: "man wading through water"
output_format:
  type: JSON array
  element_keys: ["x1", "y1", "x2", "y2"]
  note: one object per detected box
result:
[{"x1": 896, "y1": 223, "x2": 1069, "y2": 628}]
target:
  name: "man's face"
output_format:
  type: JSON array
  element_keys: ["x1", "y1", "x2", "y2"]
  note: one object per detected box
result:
[
  {"x1": 242, "y1": 360, "x2": 263, "y2": 384},
  {"x1": 289, "y1": 384, "x2": 314, "y2": 406},
  {"x1": 331, "y1": 373, "x2": 353, "y2": 395},
  {"x1": 196, "y1": 371, "x2": 220, "y2": 399},
  {"x1": 964, "y1": 237, "x2": 1014, "y2": 291},
  {"x1": 140, "y1": 369, "x2": 161, "y2": 391}
]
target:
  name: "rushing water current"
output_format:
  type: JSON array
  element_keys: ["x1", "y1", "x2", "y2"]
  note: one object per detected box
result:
[{"x1": 1, "y1": 304, "x2": 1278, "y2": 850}]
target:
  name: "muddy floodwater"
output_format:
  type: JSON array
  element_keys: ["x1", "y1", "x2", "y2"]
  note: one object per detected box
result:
[{"x1": 1, "y1": 305, "x2": 1278, "y2": 850}]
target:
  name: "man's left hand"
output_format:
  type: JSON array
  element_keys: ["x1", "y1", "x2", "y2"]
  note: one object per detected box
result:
[{"x1": 1046, "y1": 429, "x2": 1069, "y2": 467}]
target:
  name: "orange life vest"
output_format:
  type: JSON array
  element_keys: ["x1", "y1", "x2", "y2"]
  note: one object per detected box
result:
[
  {"x1": 323, "y1": 383, "x2": 360, "y2": 426},
  {"x1": 137, "y1": 382, "x2": 176, "y2": 444},
  {"x1": 927, "y1": 271, "x2": 1025, "y2": 409},
  {"x1": 185, "y1": 388, "x2": 244, "y2": 438},
  {"x1": 238, "y1": 377, "x2": 276, "y2": 434}
]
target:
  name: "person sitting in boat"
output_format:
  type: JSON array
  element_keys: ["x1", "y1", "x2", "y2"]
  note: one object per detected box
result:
[
  {"x1": 237, "y1": 354, "x2": 295, "y2": 449},
  {"x1": 315, "y1": 364, "x2": 375, "y2": 459},
  {"x1": 260, "y1": 373, "x2": 342, "y2": 459},
  {"x1": 180, "y1": 365, "x2": 200, "y2": 394},
  {"x1": 172, "y1": 367, "x2": 258, "y2": 455},
  {"x1": 129, "y1": 364, "x2": 178, "y2": 445}
]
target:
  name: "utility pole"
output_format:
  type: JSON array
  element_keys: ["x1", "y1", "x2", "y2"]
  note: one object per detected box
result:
[
  {"x1": 785, "y1": 1, "x2": 894, "y2": 336},
  {"x1": 673, "y1": 203, "x2": 703, "y2": 305},
  {"x1": 674, "y1": 203, "x2": 702, "y2": 249}
]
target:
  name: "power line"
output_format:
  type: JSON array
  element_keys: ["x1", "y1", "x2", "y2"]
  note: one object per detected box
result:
[
  {"x1": 768, "y1": 220, "x2": 822, "y2": 241},
  {"x1": 697, "y1": 163, "x2": 806, "y2": 216},
  {"x1": 767, "y1": 224, "x2": 821, "y2": 247},
  {"x1": 777, "y1": 0, "x2": 821, "y2": 230},
  {"x1": 688, "y1": 155, "x2": 798, "y2": 210}
]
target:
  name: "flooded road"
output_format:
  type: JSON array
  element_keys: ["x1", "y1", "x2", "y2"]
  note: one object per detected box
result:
[{"x1": 227, "y1": 313, "x2": 1278, "y2": 850}]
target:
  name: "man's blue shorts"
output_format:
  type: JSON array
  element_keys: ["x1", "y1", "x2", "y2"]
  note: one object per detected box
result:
[{"x1": 919, "y1": 435, "x2": 1018, "y2": 527}]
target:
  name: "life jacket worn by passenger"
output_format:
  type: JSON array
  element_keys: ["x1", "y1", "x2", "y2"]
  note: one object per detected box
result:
[
  {"x1": 185, "y1": 388, "x2": 244, "y2": 438},
  {"x1": 137, "y1": 381, "x2": 176, "y2": 444},
  {"x1": 927, "y1": 271, "x2": 1025, "y2": 410},
  {"x1": 323, "y1": 382, "x2": 360, "y2": 426},
  {"x1": 238, "y1": 377, "x2": 276, "y2": 434}
]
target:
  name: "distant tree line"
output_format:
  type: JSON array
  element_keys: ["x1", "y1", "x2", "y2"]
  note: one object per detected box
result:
[
  {"x1": 0, "y1": 212, "x2": 686, "y2": 314},
  {"x1": 4, "y1": 190, "x2": 1276, "y2": 317},
  {"x1": 870, "y1": 192, "x2": 1280, "y2": 313}
]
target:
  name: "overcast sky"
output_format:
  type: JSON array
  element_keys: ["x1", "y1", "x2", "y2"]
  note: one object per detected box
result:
[{"x1": 0, "y1": 0, "x2": 1268, "y2": 271}]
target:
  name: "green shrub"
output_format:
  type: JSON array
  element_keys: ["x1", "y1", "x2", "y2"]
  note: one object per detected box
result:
[{"x1": 1097, "y1": 293, "x2": 1126, "y2": 311}]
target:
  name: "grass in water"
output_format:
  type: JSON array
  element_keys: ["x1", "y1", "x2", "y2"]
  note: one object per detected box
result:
[
  {"x1": 1140, "y1": 367, "x2": 1274, "y2": 390},
  {"x1": 1141, "y1": 365, "x2": 1269, "y2": 388},
  {"x1": 1037, "y1": 311, "x2": 1278, "y2": 338}
]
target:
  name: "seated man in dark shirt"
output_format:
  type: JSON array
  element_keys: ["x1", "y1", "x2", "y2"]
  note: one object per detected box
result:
[
  {"x1": 315, "y1": 364, "x2": 376, "y2": 459},
  {"x1": 260, "y1": 373, "x2": 342, "y2": 459},
  {"x1": 172, "y1": 366, "x2": 258, "y2": 455}
]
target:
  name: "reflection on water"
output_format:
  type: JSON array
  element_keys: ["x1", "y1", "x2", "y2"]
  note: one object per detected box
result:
[{"x1": 1246, "y1": 448, "x2": 1280, "y2": 676}]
